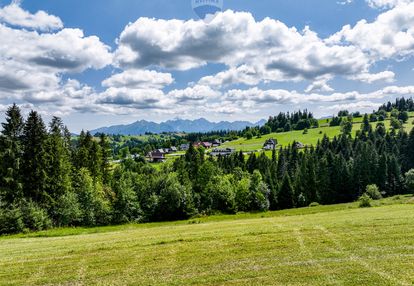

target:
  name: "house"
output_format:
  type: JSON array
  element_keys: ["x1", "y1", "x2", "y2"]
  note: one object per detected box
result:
[
  {"x1": 293, "y1": 141, "x2": 305, "y2": 149},
  {"x1": 212, "y1": 139, "x2": 222, "y2": 147},
  {"x1": 147, "y1": 150, "x2": 166, "y2": 163},
  {"x1": 193, "y1": 142, "x2": 212, "y2": 149},
  {"x1": 263, "y1": 138, "x2": 277, "y2": 150},
  {"x1": 180, "y1": 144, "x2": 190, "y2": 151},
  {"x1": 210, "y1": 148, "x2": 236, "y2": 157},
  {"x1": 202, "y1": 142, "x2": 212, "y2": 149},
  {"x1": 170, "y1": 146, "x2": 178, "y2": 153}
]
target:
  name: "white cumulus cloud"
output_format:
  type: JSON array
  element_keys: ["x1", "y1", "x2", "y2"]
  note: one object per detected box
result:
[{"x1": 0, "y1": 2, "x2": 63, "y2": 31}]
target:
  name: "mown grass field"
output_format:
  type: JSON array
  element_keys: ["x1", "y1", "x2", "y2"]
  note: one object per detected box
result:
[{"x1": 1, "y1": 195, "x2": 413, "y2": 285}]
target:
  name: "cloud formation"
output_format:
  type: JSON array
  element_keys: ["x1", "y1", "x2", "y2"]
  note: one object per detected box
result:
[
  {"x1": 366, "y1": 0, "x2": 412, "y2": 9},
  {"x1": 114, "y1": 11, "x2": 370, "y2": 84},
  {"x1": 0, "y1": 2, "x2": 111, "y2": 111},
  {"x1": 0, "y1": 2, "x2": 63, "y2": 31},
  {"x1": 2, "y1": 1, "x2": 414, "y2": 125},
  {"x1": 328, "y1": 2, "x2": 414, "y2": 60},
  {"x1": 102, "y1": 70, "x2": 174, "y2": 89}
]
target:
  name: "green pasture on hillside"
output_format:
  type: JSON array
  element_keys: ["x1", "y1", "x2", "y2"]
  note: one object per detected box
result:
[{"x1": 1, "y1": 195, "x2": 413, "y2": 285}]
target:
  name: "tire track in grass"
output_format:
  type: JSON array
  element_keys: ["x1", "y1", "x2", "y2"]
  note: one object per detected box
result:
[
  {"x1": 28, "y1": 264, "x2": 45, "y2": 286},
  {"x1": 293, "y1": 228, "x2": 342, "y2": 286},
  {"x1": 316, "y1": 225, "x2": 411, "y2": 286},
  {"x1": 76, "y1": 257, "x2": 87, "y2": 286}
]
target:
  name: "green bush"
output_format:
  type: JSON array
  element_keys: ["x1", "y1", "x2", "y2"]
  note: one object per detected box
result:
[
  {"x1": 309, "y1": 202, "x2": 320, "y2": 207},
  {"x1": 54, "y1": 192, "x2": 82, "y2": 227},
  {"x1": 405, "y1": 169, "x2": 414, "y2": 193},
  {"x1": 21, "y1": 201, "x2": 52, "y2": 231},
  {"x1": 0, "y1": 207, "x2": 24, "y2": 235},
  {"x1": 365, "y1": 185, "x2": 382, "y2": 200},
  {"x1": 359, "y1": 194, "x2": 372, "y2": 208}
]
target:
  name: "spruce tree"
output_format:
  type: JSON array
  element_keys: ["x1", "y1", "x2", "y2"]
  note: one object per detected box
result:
[
  {"x1": 0, "y1": 104, "x2": 24, "y2": 204},
  {"x1": 278, "y1": 174, "x2": 294, "y2": 209},
  {"x1": 45, "y1": 117, "x2": 72, "y2": 210},
  {"x1": 361, "y1": 114, "x2": 372, "y2": 134},
  {"x1": 22, "y1": 111, "x2": 48, "y2": 205},
  {"x1": 99, "y1": 133, "x2": 112, "y2": 185}
]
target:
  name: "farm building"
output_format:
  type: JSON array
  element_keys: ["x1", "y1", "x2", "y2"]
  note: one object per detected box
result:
[
  {"x1": 147, "y1": 150, "x2": 166, "y2": 163},
  {"x1": 293, "y1": 141, "x2": 305, "y2": 149},
  {"x1": 194, "y1": 142, "x2": 213, "y2": 149},
  {"x1": 210, "y1": 148, "x2": 236, "y2": 157},
  {"x1": 263, "y1": 138, "x2": 277, "y2": 150},
  {"x1": 212, "y1": 139, "x2": 222, "y2": 147},
  {"x1": 180, "y1": 144, "x2": 190, "y2": 151}
]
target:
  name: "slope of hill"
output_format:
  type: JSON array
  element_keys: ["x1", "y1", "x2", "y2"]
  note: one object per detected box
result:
[
  {"x1": 91, "y1": 118, "x2": 267, "y2": 135},
  {"x1": 221, "y1": 116, "x2": 414, "y2": 152},
  {"x1": 1, "y1": 196, "x2": 413, "y2": 285}
]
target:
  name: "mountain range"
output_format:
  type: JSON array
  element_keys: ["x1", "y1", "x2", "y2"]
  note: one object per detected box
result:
[{"x1": 90, "y1": 118, "x2": 267, "y2": 135}]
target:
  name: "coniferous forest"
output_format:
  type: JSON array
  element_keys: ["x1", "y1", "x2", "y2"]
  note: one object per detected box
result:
[{"x1": 1, "y1": 100, "x2": 414, "y2": 235}]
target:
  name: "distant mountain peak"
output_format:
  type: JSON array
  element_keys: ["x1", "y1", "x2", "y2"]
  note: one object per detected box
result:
[{"x1": 90, "y1": 118, "x2": 265, "y2": 135}]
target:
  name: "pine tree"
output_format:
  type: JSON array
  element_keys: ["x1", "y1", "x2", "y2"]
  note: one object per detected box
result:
[
  {"x1": 361, "y1": 114, "x2": 372, "y2": 134},
  {"x1": 278, "y1": 174, "x2": 294, "y2": 209},
  {"x1": 185, "y1": 144, "x2": 201, "y2": 180},
  {"x1": 386, "y1": 154, "x2": 404, "y2": 196},
  {"x1": 88, "y1": 141, "x2": 103, "y2": 182},
  {"x1": 316, "y1": 155, "x2": 331, "y2": 204},
  {"x1": 22, "y1": 111, "x2": 48, "y2": 205},
  {"x1": 45, "y1": 117, "x2": 72, "y2": 210},
  {"x1": 0, "y1": 104, "x2": 24, "y2": 204},
  {"x1": 376, "y1": 154, "x2": 388, "y2": 192},
  {"x1": 405, "y1": 128, "x2": 414, "y2": 171},
  {"x1": 99, "y1": 134, "x2": 112, "y2": 185}
]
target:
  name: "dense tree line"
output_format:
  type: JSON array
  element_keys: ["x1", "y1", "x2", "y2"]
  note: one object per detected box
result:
[
  {"x1": 241, "y1": 110, "x2": 319, "y2": 139},
  {"x1": 1, "y1": 103, "x2": 414, "y2": 235},
  {"x1": 379, "y1": 98, "x2": 414, "y2": 112},
  {"x1": 264, "y1": 110, "x2": 319, "y2": 132}
]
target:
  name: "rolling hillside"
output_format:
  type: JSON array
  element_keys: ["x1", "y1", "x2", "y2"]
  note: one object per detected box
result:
[
  {"x1": 221, "y1": 116, "x2": 414, "y2": 152},
  {"x1": 1, "y1": 196, "x2": 413, "y2": 285}
]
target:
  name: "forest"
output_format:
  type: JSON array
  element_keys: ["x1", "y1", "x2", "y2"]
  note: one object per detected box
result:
[{"x1": 1, "y1": 99, "x2": 414, "y2": 234}]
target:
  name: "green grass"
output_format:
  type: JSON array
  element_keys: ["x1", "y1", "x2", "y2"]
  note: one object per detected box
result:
[
  {"x1": 222, "y1": 118, "x2": 414, "y2": 152},
  {"x1": 1, "y1": 195, "x2": 414, "y2": 285}
]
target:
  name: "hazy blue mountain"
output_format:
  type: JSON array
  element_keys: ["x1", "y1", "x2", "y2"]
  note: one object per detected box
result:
[{"x1": 91, "y1": 118, "x2": 266, "y2": 135}]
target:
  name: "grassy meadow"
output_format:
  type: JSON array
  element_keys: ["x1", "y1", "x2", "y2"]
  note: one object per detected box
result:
[
  {"x1": 221, "y1": 117, "x2": 414, "y2": 152},
  {"x1": 1, "y1": 195, "x2": 414, "y2": 285}
]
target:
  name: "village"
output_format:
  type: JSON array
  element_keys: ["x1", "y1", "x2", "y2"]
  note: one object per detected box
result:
[{"x1": 145, "y1": 138, "x2": 288, "y2": 163}]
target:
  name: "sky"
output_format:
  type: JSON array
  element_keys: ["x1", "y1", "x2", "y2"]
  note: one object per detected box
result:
[{"x1": 1, "y1": 0, "x2": 414, "y2": 132}]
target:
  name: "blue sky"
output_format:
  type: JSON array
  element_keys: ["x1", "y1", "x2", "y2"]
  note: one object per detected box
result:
[{"x1": 1, "y1": 0, "x2": 414, "y2": 132}]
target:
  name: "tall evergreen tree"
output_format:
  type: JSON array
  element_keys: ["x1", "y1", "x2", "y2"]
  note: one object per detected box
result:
[
  {"x1": 0, "y1": 104, "x2": 24, "y2": 204},
  {"x1": 45, "y1": 117, "x2": 72, "y2": 211},
  {"x1": 361, "y1": 114, "x2": 372, "y2": 134},
  {"x1": 278, "y1": 174, "x2": 294, "y2": 209},
  {"x1": 22, "y1": 111, "x2": 48, "y2": 205},
  {"x1": 99, "y1": 134, "x2": 112, "y2": 185}
]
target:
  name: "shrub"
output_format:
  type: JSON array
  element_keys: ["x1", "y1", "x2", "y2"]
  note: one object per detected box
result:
[
  {"x1": 0, "y1": 207, "x2": 24, "y2": 235},
  {"x1": 309, "y1": 202, "x2": 320, "y2": 207},
  {"x1": 303, "y1": 128, "x2": 308, "y2": 135},
  {"x1": 54, "y1": 192, "x2": 82, "y2": 227},
  {"x1": 405, "y1": 169, "x2": 414, "y2": 193},
  {"x1": 359, "y1": 193, "x2": 372, "y2": 208},
  {"x1": 365, "y1": 185, "x2": 382, "y2": 200},
  {"x1": 21, "y1": 201, "x2": 52, "y2": 231}
]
